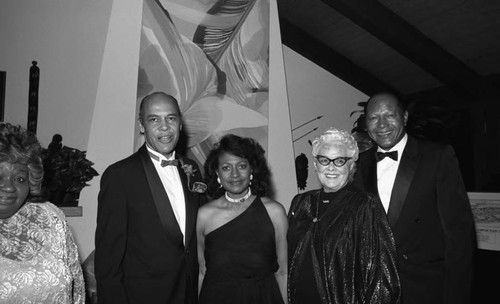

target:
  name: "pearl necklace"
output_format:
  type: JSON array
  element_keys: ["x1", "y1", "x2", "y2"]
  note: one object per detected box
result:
[{"x1": 225, "y1": 188, "x2": 252, "y2": 203}]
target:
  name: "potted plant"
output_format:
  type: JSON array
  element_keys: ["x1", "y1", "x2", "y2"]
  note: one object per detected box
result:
[{"x1": 41, "y1": 134, "x2": 99, "y2": 207}]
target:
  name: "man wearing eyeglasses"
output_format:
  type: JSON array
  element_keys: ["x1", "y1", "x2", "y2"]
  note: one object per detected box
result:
[{"x1": 353, "y1": 92, "x2": 475, "y2": 304}]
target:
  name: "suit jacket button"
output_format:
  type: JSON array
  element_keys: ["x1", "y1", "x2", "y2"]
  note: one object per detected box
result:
[
  {"x1": 402, "y1": 254, "x2": 408, "y2": 260},
  {"x1": 185, "y1": 249, "x2": 189, "y2": 254},
  {"x1": 414, "y1": 218, "x2": 421, "y2": 223}
]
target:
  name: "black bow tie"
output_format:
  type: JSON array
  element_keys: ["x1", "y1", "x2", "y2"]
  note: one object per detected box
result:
[
  {"x1": 376, "y1": 151, "x2": 398, "y2": 162},
  {"x1": 148, "y1": 151, "x2": 179, "y2": 167},
  {"x1": 160, "y1": 159, "x2": 179, "y2": 167}
]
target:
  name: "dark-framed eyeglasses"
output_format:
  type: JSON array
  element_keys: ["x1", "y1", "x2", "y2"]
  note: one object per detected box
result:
[{"x1": 315, "y1": 155, "x2": 352, "y2": 167}]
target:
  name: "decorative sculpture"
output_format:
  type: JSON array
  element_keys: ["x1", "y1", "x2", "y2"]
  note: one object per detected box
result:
[
  {"x1": 295, "y1": 153, "x2": 308, "y2": 190},
  {"x1": 27, "y1": 61, "x2": 39, "y2": 133}
]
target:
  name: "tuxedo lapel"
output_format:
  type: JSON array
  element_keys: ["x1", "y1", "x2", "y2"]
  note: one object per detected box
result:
[
  {"x1": 364, "y1": 148, "x2": 380, "y2": 198},
  {"x1": 176, "y1": 157, "x2": 197, "y2": 247},
  {"x1": 139, "y1": 146, "x2": 183, "y2": 246},
  {"x1": 387, "y1": 137, "x2": 419, "y2": 228}
]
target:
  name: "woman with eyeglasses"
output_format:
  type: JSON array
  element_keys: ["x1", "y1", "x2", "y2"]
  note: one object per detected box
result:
[{"x1": 287, "y1": 128, "x2": 401, "y2": 304}]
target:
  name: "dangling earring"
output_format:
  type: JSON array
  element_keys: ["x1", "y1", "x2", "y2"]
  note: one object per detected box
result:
[
  {"x1": 249, "y1": 174, "x2": 253, "y2": 186},
  {"x1": 217, "y1": 177, "x2": 222, "y2": 188}
]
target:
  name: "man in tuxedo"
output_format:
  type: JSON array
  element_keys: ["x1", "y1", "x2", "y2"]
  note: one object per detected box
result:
[
  {"x1": 95, "y1": 92, "x2": 205, "y2": 304},
  {"x1": 353, "y1": 92, "x2": 475, "y2": 304}
]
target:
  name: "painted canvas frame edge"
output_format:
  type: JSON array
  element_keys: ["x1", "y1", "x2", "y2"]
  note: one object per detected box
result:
[{"x1": 468, "y1": 192, "x2": 500, "y2": 251}]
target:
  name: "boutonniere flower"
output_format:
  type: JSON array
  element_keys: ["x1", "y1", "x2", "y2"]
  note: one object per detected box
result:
[
  {"x1": 180, "y1": 161, "x2": 207, "y2": 193},
  {"x1": 182, "y1": 163, "x2": 196, "y2": 177}
]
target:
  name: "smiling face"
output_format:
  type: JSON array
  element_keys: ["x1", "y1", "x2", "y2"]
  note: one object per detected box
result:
[
  {"x1": 315, "y1": 143, "x2": 353, "y2": 193},
  {"x1": 0, "y1": 162, "x2": 30, "y2": 219},
  {"x1": 365, "y1": 93, "x2": 408, "y2": 151},
  {"x1": 139, "y1": 94, "x2": 182, "y2": 158},
  {"x1": 217, "y1": 152, "x2": 252, "y2": 197}
]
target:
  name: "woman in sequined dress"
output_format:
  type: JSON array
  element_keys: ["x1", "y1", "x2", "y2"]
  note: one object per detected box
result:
[{"x1": 287, "y1": 128, "x2": 400, "y2": 304}]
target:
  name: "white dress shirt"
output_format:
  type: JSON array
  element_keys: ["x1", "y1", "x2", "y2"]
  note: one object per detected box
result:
[
  {"x1": 147, "y1": 146, "x2": 186, "y2": 244},
  {"x1": 377, "y1": 134, "x2": 408, "y2": 213}
]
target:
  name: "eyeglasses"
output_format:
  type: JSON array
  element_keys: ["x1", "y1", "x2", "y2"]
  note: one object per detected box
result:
[{"x1": 315, "y1": 155, "x2": 352, "y2": 167}]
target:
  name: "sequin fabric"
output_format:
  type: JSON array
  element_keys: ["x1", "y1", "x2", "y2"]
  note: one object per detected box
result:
[
  {"x1": 0, "y1": 202, "x2": 85, "y2": 303},
  {"x1": 287, "y1": 185, "x2": 401, "y2": 304}
]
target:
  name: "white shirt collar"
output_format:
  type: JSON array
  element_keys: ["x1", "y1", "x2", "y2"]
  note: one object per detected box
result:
[{"x1": 146, "y1": 145, "x2": 176, "y2": 162}]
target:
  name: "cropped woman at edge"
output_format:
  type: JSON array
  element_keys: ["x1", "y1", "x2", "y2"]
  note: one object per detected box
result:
[{"x1": 0, "y1": 123, "x2": 85, "y2": 303}]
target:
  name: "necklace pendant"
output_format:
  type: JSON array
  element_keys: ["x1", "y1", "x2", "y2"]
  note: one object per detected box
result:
[
  {"x1": 312, "y1": 217, "x2": 318, "y2": 223},
  {"x1": 225, "y1": 188, "x2": 252, "y2": 203}
]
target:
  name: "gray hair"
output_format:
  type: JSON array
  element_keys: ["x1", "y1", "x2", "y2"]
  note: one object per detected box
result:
[
  {"x1": 138, "y1": 91, "x2": 180, "y2": 123},
  {"x1": 311, "y1": 127, "x2": 359, "y2": 161}
]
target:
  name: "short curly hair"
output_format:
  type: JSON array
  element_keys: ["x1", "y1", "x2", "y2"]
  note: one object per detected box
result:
[
  {"x1": 311, "y1": 127, "x2": 359, "y2": 161},
  {"x1": 204, "y1": 134, "x2": 272, "y2": 200},
  {"x1": 311, "y1": 128, "x2": 359, "y2": 183},
  {"x1": 0, "y1": 123, "x2": 44, "y2": 198}
]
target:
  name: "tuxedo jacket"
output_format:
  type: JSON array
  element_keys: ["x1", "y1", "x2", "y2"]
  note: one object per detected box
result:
[
  {"x1": 95, "y1": 145, "x2": 205, "y2": 304},
  {"x1": 353, "y1": 136, "x2": 475, "y2": 304}
]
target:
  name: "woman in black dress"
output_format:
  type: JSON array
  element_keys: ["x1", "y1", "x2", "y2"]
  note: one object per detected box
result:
[{"x1": 197, "y1": 134, "x2": 288, "y2": 304}]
